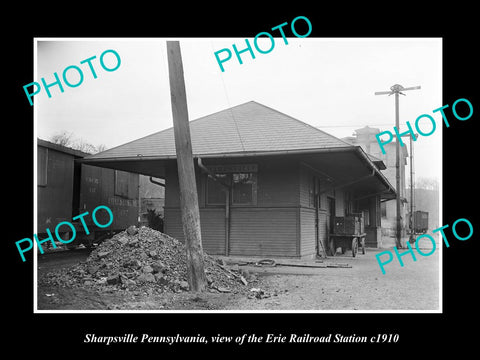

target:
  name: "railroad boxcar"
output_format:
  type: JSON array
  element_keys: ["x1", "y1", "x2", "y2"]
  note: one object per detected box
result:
[
  {"x1": 413, "y1": 210, "x2": 429, "y2": 234},
  {"x1": 77, "y1": 164, "x2": 139, "y2": 247},
  {"x1": 37, "y1": 139, "x2": 139, "y2": 249}
]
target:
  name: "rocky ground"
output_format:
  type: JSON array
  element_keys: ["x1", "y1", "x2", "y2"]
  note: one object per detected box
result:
[
  {"x1": 38, "y1": 226, "x2": 269, "y2": 310},
  {"x1": 37, "y1": 228, "x2": 440, "y2": 311}
]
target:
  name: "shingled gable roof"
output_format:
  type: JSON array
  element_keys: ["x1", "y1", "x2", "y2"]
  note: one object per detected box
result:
[{"x1": 84, "y1": 101, "x2": 354, "y2": 161}]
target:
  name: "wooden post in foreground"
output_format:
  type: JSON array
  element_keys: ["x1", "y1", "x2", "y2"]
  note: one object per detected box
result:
[{"x1": 166, "y1": 41, "x2": 207, "y2": 292}]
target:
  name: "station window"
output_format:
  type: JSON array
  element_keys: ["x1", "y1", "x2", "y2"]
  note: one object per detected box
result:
[
  {"x1": 232, "y1": 173, "x2": 257, "y2": 205},
  {"x1": 207, "y1": 172, "x2": 257, "y2": 206}
]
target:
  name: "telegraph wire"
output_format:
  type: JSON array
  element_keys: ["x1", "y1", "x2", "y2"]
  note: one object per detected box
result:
[{"x1": 210, "y1": 40, "x2": 246, "y2": 152}]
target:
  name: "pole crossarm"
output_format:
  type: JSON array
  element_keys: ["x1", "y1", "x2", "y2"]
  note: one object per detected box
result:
[{"x1": 375, "y1": 84, "x2": 421, "y2": 96}]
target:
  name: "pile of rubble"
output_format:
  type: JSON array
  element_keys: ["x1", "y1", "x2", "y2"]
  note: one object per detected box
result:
[{"x1": 39, "y1": 226, "x2": 258, "y2": 295}]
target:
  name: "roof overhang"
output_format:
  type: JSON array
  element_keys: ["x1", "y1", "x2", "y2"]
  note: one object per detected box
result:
[
  {"x1": 78, "y1": 157, "x2": 170, "y2": 178},
  {"x1": 289, "y1": 147, "x2": 396, "y2": 200},
  {"x1": 38, "y1": 138, "x2": 91, "y2": 158},
  {"x1": 80, "y1": 146, "x2": 396, "y2": 200}
]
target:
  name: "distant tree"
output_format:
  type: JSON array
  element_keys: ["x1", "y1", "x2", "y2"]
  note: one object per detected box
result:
[
  {"x1": 96, "y1": 144, "x2": 107, "y2": 153},
  {"x1": 50, "y1": 131, "x2": 107, "y2": 154},
  {"x1": 415, "y1": 177, "x2": 439, "y2": 191},
  {"x1": 50, "y1": 131, "x2": 74, "y2": 147},
  {"x1": 71, "y1": 138, "x2": 97, "y2": 154}
]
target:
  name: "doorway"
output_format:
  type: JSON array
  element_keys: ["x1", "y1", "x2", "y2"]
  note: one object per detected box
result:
[
  {"x1": 326, "y1": 196, "x2": 336, "y2": 255},
  {"x1": 327, "y1": 196, "x2": 335, "y2": 234}
]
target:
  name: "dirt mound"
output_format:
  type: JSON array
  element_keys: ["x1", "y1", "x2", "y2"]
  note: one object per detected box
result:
[{"x1": 39, "y1": 226, "x2": 255, "y2": 295}]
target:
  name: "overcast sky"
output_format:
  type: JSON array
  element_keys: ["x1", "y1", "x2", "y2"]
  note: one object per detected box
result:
[{"x1": 35, "y1": 38, "x2": 442, "y2": 181}]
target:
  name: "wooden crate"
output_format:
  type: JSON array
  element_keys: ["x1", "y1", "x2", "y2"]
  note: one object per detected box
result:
[{"x1": 334, "y1": 215, "x2": 363, "y2": 235}]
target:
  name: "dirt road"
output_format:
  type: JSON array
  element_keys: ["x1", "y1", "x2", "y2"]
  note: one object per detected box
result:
[
  {"x1": 225, "y1": 249, "x2": 440, "y2": 311},
  {"x1": 37, "y1": 246, "x2": 439, "y2": 311}
]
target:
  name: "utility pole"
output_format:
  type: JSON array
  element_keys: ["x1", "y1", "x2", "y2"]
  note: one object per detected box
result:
[
  {"x1": 166, "y1": 41, "x2": 207, "y2": 292},
  {"x1": 375, "y1": 84, "x2": 420, "y2": 248},
  {"x1": 409, "y1": 131, "x2": 417, "y2": 244}
]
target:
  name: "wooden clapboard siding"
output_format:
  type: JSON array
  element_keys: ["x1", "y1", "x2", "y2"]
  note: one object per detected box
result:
[
  {"x1": 298, "y1": 163, "x2": 334, "y2": 211},
  {"x1": 164, "y1": 157, "x2": 341, "y2": 258},
  {"x1": 164, "y1": 161, "x2": 204, "y2": 208},
  {"x1": 299, "y1": 165, "x2": 311, "y2": 208},
  {"x1": 167, "y1": 157, "x2": 300, "y2": 209},
  {"x1": 199, "y1": 208, "x2": 226, "y2": 254},
  {"x1": 165, "y1": 206, "x2": 299, "y2": 257},
  {"x1": 198, "y1": 156, "x2": 299, "y2": 208},
  {"x1": 164, "y1": 162, "x2": 180, "y2": 208},
  {"x1": 229, "y1": 208, "x2": 298, "y2": 257},
  {"x1": 298, "y1": 163, "x2": 330, "y2": 257},
  {"x1": 164, "y1": 207, "x2": 226, "y2": 255},
  {"x1": 256, "y1": 159, "x2": 299, "y2": 207},
  {"x1": 163, "y1": 207, "x2": 183, "y2": 242},
  {"x1": 300, "y1": 208, "x2": 315, "y2": 256},
  {"x1": 299, "y1": 208, "x2": 328, "y2": 257}
]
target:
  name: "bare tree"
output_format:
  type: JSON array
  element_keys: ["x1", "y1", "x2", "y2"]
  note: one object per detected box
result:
[
  {"x1": 50, "y1": 131, "x2": 74, "y2": 147},
  {"x1": 96, "y1": 144, "x2": 107, "y2": 153},
  {"x1": 72, "y1": 138, "x2": 98, "y2": 154},
  {"x1": 49, "y1": 131, "x2": 107, "y2": 154},
  {"x1": 415, "y1": 177, "x2": 439, "y2": 191}
]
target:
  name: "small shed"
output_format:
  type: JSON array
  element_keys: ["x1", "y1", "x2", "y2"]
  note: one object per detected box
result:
[{"x1": 82, "y1": 101, "x2": 396, "y2": 258}]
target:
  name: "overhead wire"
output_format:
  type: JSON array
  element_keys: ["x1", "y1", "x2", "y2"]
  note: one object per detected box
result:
[{"x1": 210, "y1": 40, "x2": 246, "y2": 152}]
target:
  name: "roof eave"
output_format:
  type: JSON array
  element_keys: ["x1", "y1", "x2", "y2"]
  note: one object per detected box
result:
[
  {"x1": 81, "y1": 146, "x2": 358, "y2": 163},
  {"x1": 352, "y1": 146, "x2": 397, "y2": 197}
]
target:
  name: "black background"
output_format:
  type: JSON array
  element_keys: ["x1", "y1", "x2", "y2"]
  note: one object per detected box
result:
[{"x1": 5, "y1": 3, "x2": 478, "y2": 356}]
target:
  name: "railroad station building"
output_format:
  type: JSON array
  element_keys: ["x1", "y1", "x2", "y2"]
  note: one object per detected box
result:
[{"x1": 82, "y1": 101, "x2": 397, "y2": 258}]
